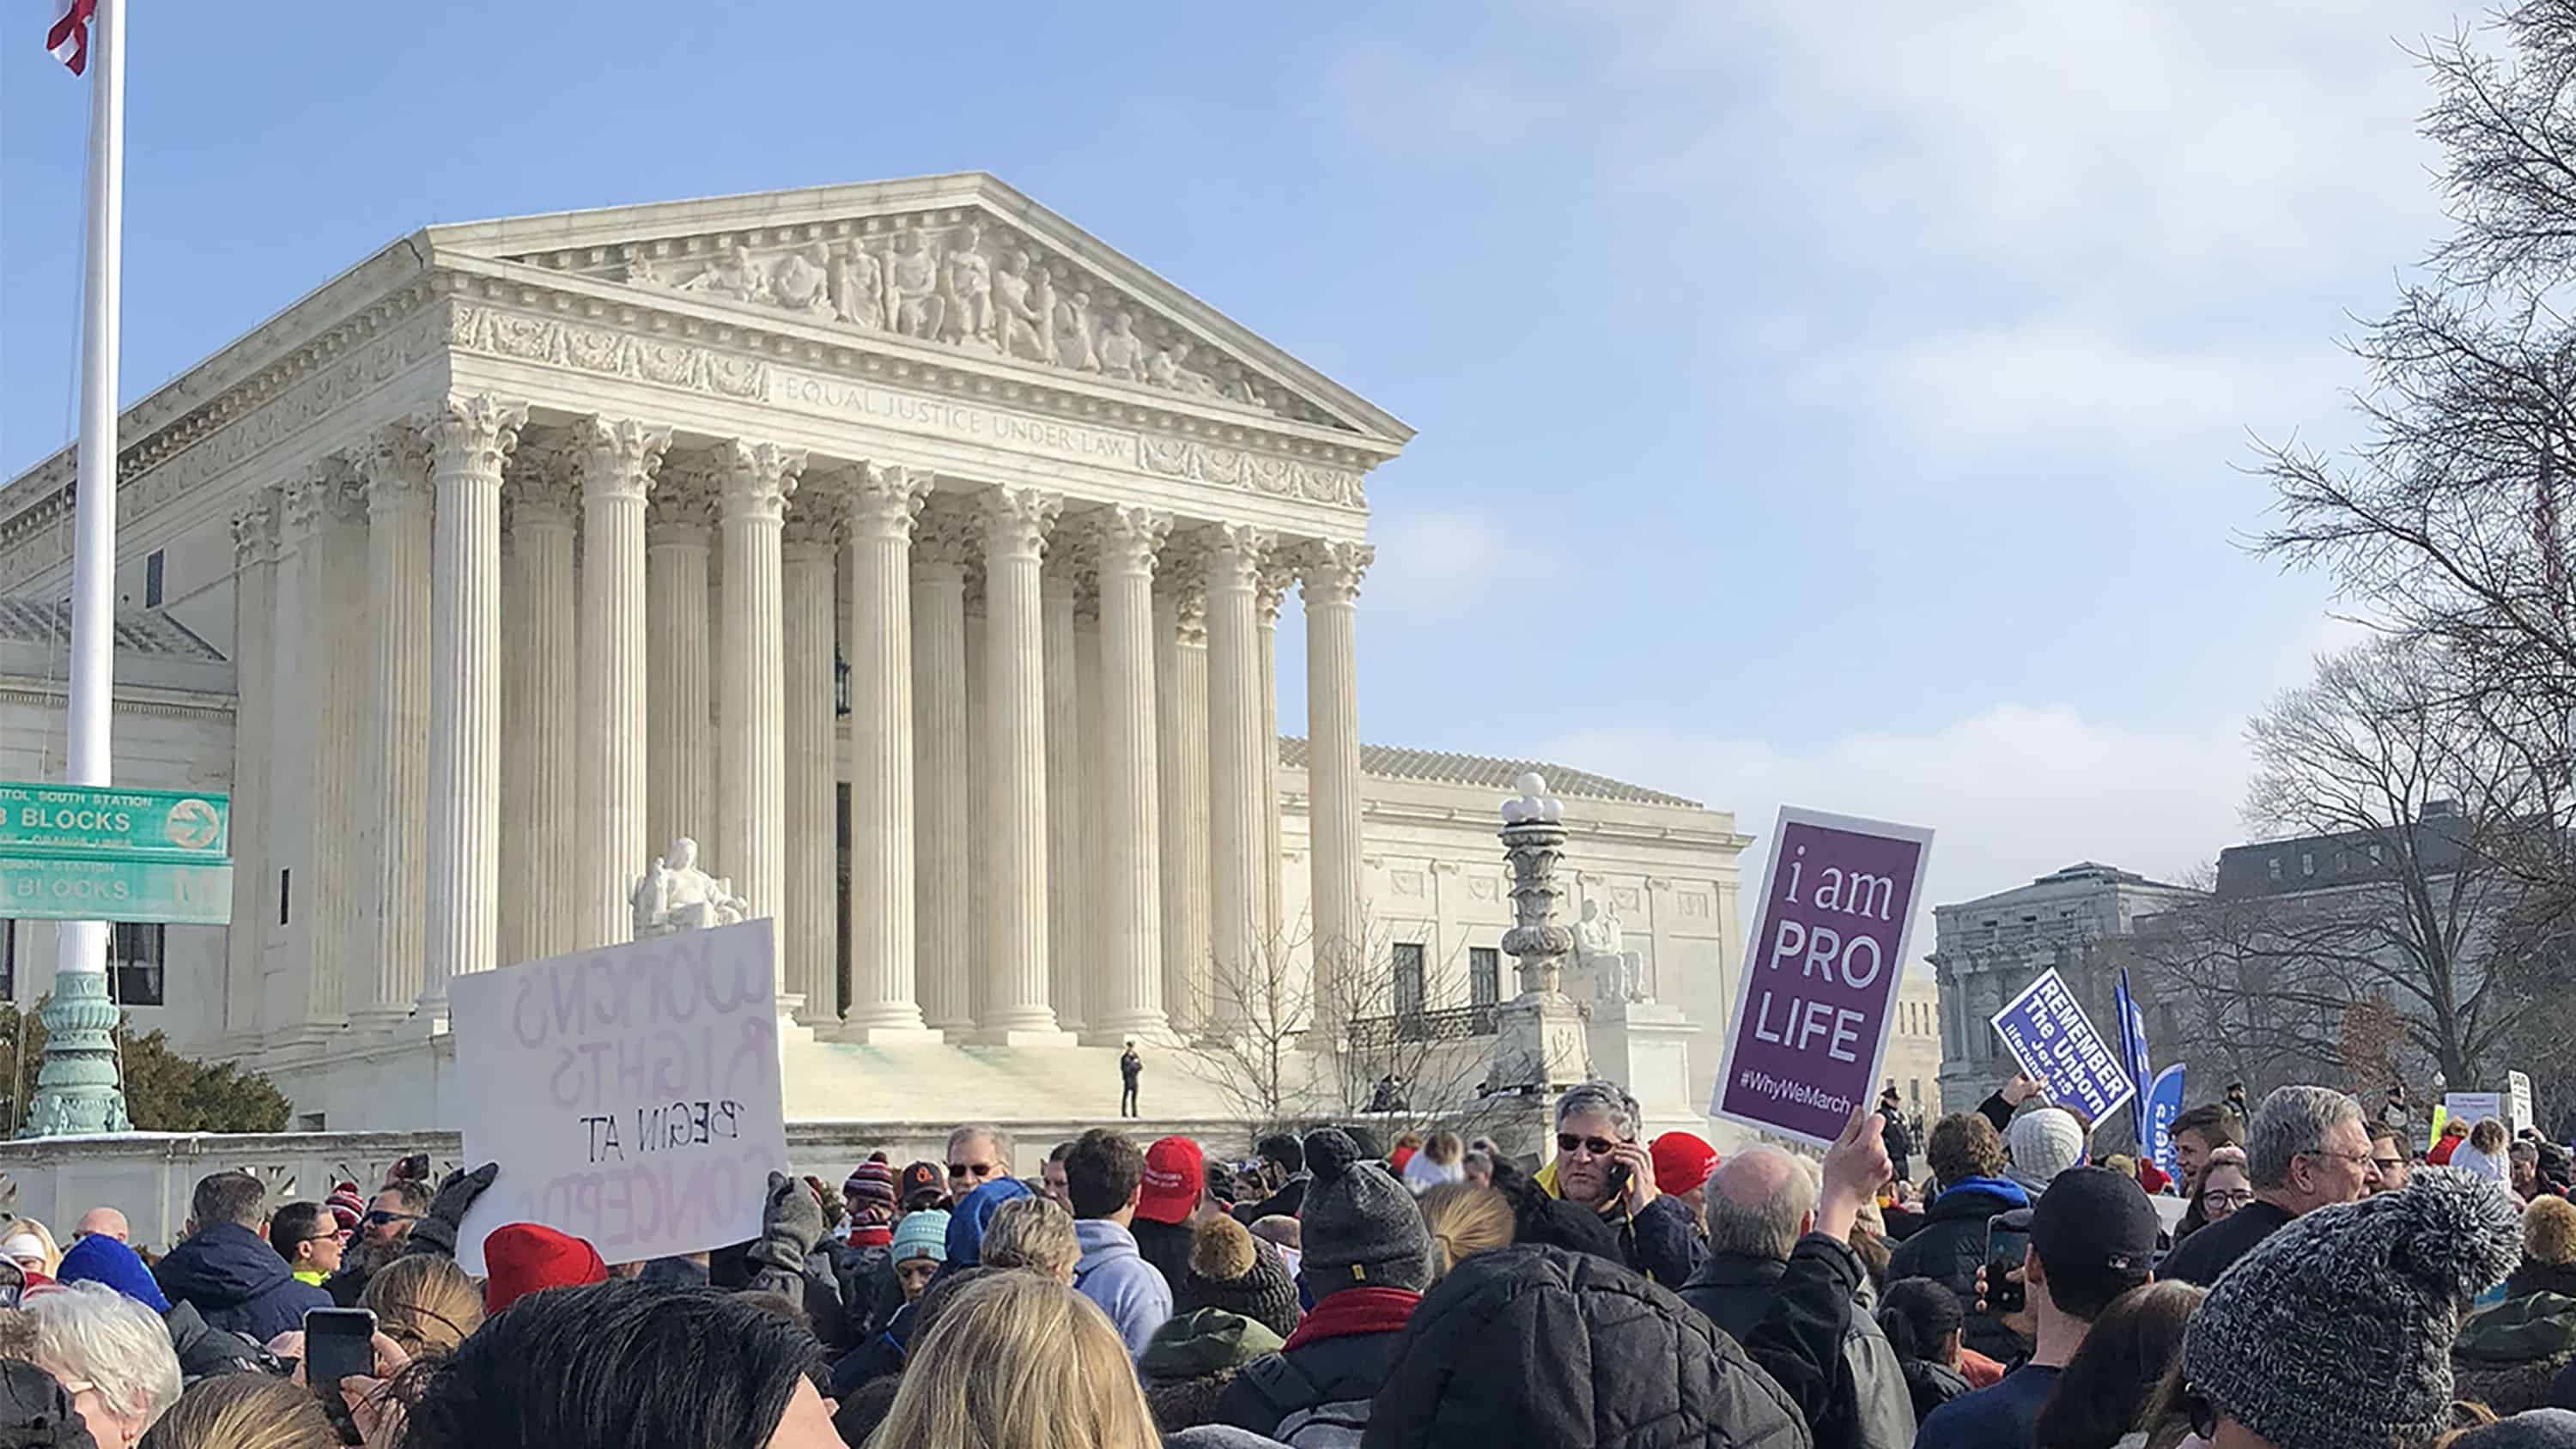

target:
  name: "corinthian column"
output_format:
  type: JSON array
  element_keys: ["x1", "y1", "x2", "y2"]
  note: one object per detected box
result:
[
  {"x1": 423, "y1": 393, "x2": 526, "y2": 1015},
  {"x1": 1042, "y1": 548, "x2": 1086, "y2": 1035},
  {"x1": 500, "y1": 452, "x2": 579, "y2": 966},
  {"x1": 646, "y1": 473, "x2": 715, "y2": 858},
  {"x1": 1155, "y1": 542, "x2": 1212, "y2": 1033},
  {"x1": 1205, "y1": 524, "x2": 1273, "y2": 1022},
  {"x1": 1301, "y1": 540, "x2": 1373, "y2": 1009},
  {"x1": 1092, "y1": 506, "x2": 1173, "y2": 1042},
  {"x1": 577, "y1": 416, "x2": 667, "y2": 949},
  {"x1": 355, "y1": 430, "x2": 430, "y2": 1033},
  {"x1": 833, "y1": 464, "x2": 932, "y2": 1039},
  {"x1": 1257, "y1": 561, "x2": 1292, "y2": 949},
  {"x1": 224, "y1": 491, "x2": 279, "y2": 1049},
  {"x1": 977, "y1": 485, "x2": 1073, "y2": 1045},
  {"x1": 718, "y1": 440, "x2": 803, "y2": 994},
  {"x1": 782, "y1": 490, "x2": 844, "y2": 1024},
  {"x1": 910, "y1": 510, "x2": 975, "y2": 1034}
]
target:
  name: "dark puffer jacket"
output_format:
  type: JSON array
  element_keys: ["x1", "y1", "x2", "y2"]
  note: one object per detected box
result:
[
  {"x1": 1882, "y1": 1180, "x2": 2027, "y2": 1362},
  {"x1": 1214, "y1": 1287, "x2": 1418, "y2": 1438},
  {"x1": 152, "y1": 1222, "x2": 332, "y2": 1346},
  {"x1": 1364, "y1": 1244, "x2": 1808, "y2": 1449}
]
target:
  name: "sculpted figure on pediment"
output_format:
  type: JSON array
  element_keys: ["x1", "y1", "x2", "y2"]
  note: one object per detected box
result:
[
  {"x1": 938, "y1": 220, "x2": 996, "y2": 351},
  {"x1": 1219, "y1": 361, "x2": 1267, "y2": 409},
  {"x1": 1055, "y1": 288, "x2": 1101, "y2": 372},
  {"x1": 888, "y1": 229, "x2": 941, "y2": 339},
  {"x1": 995, "y1": 250, "x2": 1053, "y2": 364},
  {"x1": 772, "y1": 242, "x2": 835, "y2": 318},
  {"x1": 625, "y1": 252, "x2": 669, "y2": 288},
  {"x1": 1097, "y1": 310, "x2": 1145, "y2": 380},
  {"x1": 830, "y1": 241, "x2": 886, "y2": 329},
  {"x1": 1148, "y1": 338, "x2": 1220, "y2": 397},
  {"x1": 678, "y1": 243, "x2": 769, "y2": 303}
]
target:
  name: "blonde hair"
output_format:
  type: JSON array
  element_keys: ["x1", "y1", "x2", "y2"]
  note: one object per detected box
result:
[
  {"x1": 361, "y1": 1253, "x2": 486, "y2": 1357},
  {"x1": 139, "y1": 1369, "x2": 337, "y2": 1449},
  {"x1": 4, "y1": 1217, "x2": 63, "y2": 1276},
  {"x1": 980, "y1": 1195, "x2": 1080, "y2": 1282},
  {"x1": 1419, "y1": 1182, "x2": 1512, "y2": 1281},
  {"x1": 871, "y1": 1271, "x2": 1161, "y2": 1449}
]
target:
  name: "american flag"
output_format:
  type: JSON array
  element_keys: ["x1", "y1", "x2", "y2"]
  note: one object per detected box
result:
[{"x1": 46, "y1": 0, "x2": 96, "y2": 75}]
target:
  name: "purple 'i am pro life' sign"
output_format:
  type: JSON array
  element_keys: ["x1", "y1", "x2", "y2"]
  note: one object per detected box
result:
[{"x1": 1711, "y1": 807, "x2": 1934, "y2": 1149}]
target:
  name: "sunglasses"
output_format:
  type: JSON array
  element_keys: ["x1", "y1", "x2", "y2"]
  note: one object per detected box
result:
[
  {"x1": 362, "y1": 1210, "x2": 421, "y2": 1228},
  {"x1": 949, "y1": 1161, "x2": 999, "y2": 1180},
  {"x1": 1557, "y1": 1133, "x2": 1618, "y2": 1157}
]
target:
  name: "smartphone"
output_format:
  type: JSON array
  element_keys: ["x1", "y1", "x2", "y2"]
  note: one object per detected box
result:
[
  {"x1": 1985, "y1": 1209, "x2": 2032, "y2": 1316},
  {"x1": 302, "y1": 1307, "x2": 377, "y2": 1388}
]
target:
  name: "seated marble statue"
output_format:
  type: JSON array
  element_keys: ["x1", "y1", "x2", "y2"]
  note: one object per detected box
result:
[
  {"x1": 1573, "y1": 898, "x2": 1646, "y2": 1003},
  {"x1": 630, "y1": 836, "x2": 750, "y2": 937}
]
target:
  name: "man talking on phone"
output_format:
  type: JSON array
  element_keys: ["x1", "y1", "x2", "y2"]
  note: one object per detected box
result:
[
  {"x1": 1542, "y1": 1081, "x2": 1704, "y2": 1288},
  {"x1": 1913, "y1": 1166, "x2": 2158, "y2": 1449}
]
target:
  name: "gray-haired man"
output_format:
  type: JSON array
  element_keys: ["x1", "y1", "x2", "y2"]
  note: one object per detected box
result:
[
  {"x1": 1679, "y1": 1145, "x2": 1915, "y2": 1449},
  {"x1": 1548, "y1": 1080, "x2": 1704, "y2": 1288},
  {"x1": 2160, "y1": 1083, "x2": 2372, "y2": 1287}
]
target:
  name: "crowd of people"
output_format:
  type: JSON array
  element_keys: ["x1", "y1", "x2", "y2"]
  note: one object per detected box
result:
[{"x1": 2, "y1": 1072, "x2": 2573, "y2": 1448}]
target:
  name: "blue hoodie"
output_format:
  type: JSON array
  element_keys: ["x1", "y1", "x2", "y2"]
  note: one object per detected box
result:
[
  {"x1": 153, "y1": 1222, "x2": 331, "y2": 1344},
  {"x1": 1073, "y1": 1217, "x2": 1171, "y2": 1356},
  {"x1": 949, "y1": 1178, "x2": 1034, "y2": 1267}
]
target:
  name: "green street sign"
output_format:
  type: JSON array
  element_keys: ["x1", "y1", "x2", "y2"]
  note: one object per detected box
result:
[
  {"x1": 0, "y1": 783, "x2": 228, "y2": 860},
  {"x1": 0, "y1": 853, "x2": 234, "y2": 925}
]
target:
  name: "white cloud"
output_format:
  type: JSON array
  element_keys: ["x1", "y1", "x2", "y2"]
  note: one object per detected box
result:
[{"x1": 1546, "y1": 703, "x2": 2251, "y2": 962}]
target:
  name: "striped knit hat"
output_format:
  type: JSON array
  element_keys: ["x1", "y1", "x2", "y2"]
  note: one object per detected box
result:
[
  {"x1": 845, "y1": 1155, "x2": 896, "y2": 1225},
  {"x1": 326, "y1": 1184, "x2": 368, "y2": 1237}
]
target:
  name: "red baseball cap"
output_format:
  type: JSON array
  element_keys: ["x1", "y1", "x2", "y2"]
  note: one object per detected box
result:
[
  {"x1": 1649, "y1": 1131, "x2": 1720, "y2": 1197},
  {"x1": 1137, "y1": 1136, "x2": 1205, "y2": 1225}
]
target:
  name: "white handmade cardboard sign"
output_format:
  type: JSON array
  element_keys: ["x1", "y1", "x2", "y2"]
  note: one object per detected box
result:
[{"x1": 446, "y1": 919, "x2": 787, "y2": 1275}]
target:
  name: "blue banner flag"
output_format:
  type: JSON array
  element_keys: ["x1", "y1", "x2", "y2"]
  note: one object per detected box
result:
[
  {"x1": 2145, "y1": 1064, "x2": 2186, "y2": 1185},
  {"x1": 2115, "y1": 968, "x2": 2154, "y2": 1151}
]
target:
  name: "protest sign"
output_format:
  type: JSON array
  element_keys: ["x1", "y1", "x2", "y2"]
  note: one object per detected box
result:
[
  {"x1": 1989, "y1": 968, "x2": 2133, "y2": 1127},
  {"x1": 2144, "y1": 1064, "x2": 2186, "y2": 1185},
  {"x1": 447, "y1": 920, "x2": 787, "y2": 1275},
  {"x1": 1712, "y1": 806, "x2": 1933, "y2": 1149},
  {"x1": 2444, "y1": 1091, "x2": 2506, "y2": 1139},
  {"x1": 2509, "y1": 1070, "x2": 2534, "y2": 1134}
]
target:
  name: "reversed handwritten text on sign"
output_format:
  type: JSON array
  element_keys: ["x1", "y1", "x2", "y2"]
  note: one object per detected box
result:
[{"x1": 447, "y1": 921, "x2": 787, "y2": 1275}]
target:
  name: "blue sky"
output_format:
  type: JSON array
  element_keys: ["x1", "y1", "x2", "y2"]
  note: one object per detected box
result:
[{"x1": 1, "y1": 2, "x2": 2468, "y2": 926}]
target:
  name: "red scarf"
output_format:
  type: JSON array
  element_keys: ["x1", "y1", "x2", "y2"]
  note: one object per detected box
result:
[
  {"x1": 1281, "y1": 1287, "x2": 1419, "y2": 1351},
  {"x1": 849, "y1": 1224, "x2": 892, "y2": 1249}
]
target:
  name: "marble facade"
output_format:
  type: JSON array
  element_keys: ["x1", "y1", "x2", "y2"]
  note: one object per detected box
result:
[{"x1": 0, "y1": 175, "x2": 1852, "y2": 1132}]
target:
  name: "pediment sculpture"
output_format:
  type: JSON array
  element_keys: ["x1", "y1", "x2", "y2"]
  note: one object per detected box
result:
[{"x1": 507, "y1": 208, "x2": 1346, "y2": 431}]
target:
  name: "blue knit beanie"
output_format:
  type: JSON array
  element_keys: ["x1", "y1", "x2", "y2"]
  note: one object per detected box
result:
[
  {"x1": 56, "y1": 1234, "x2": 168, "y2": 1313},
  {"x1": 947, "y1": 1178, "x2": 1032, "y2": 1266},
  {"x1": 891, "y1": 1209, "x2": 950, "y2": 1265}
]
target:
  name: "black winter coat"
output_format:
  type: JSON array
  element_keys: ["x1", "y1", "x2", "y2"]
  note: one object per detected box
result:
[
  {"x1": 1214, "y1": 1325, "x2": 1409, "y2": 1436},
  {"x1": 1882, "y1": 1183, "x2": 2026, "y2": 1362},
  {"x1": 1364, "y1": 1244, "x2": 1807, "y2": 1449}
]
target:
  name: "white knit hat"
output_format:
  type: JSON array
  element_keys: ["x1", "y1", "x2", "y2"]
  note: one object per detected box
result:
[{"x1": 2004, "y1": 1106, "x2": 2087, "y2": 1194}]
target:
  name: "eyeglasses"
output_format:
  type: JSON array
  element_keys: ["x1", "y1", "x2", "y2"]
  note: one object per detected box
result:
[
  {"x1": 2299, "y1": 1148, "x2": 2375, "y2": 1170},
  {"x1": 361, "y1": 1210, "x2": 421, "y2": 1228},
  {"x1": 1557, "y1": 1133, "x2": 1616, "y2": 1157},
  {"x1": 2202, "y1": 1189, "x2": 2256, "y2": 1210},
  {"x1": 2370, "y1": 1155, "x2": 2407, "y2": 1173}
]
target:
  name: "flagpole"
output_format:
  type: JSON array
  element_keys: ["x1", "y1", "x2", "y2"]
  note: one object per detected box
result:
[{"x1": 27, "y1": 0, "x2": 132, "y2": 1137}]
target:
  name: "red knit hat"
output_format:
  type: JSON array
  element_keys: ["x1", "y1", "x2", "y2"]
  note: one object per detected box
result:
[
  {"x1": 1138, "y1": 1137, "x2": 1205, "y2": 1225},
  {"x1": 1649, "y1": 1131, "x2": 1720, "y2": 1197},
  {"x1": 482, "y1": 1223, "x2": 607, "y2": 1313}
]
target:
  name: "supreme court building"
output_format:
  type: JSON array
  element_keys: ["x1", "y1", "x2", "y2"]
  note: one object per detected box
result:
[{"x1": 0, "y1": 177, "x2": 1806, "y2": 1131}]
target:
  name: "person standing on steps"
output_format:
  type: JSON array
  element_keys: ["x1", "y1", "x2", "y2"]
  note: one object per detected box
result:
[{"x1": 1121, "y1": 1040, "x2": 1144, "y2": 1119}]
